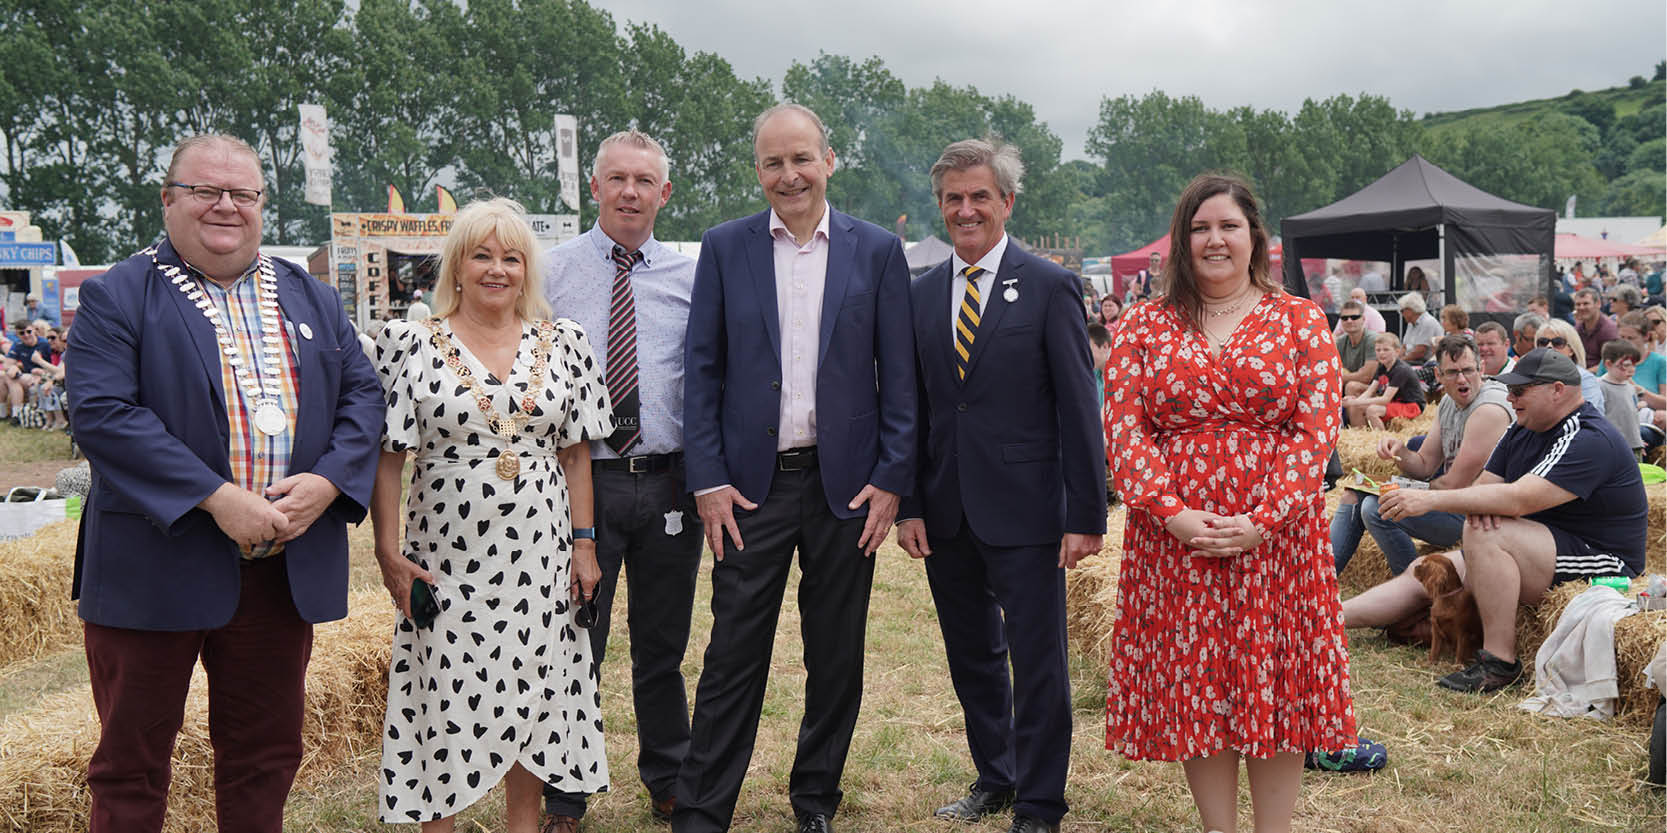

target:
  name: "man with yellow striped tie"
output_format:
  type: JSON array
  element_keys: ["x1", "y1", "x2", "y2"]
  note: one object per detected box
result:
[{"x1": 897, "y1": 139, "x2": 1105, "y2": 833}]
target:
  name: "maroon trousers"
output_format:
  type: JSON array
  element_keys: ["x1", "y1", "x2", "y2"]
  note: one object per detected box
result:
[{"x1": 83, "y1": 555, "x2": 314, "y2": 833}]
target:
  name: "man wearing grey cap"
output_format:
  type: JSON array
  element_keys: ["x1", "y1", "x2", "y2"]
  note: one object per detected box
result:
[{"x1": 1341, "y1": 348, "x2": 1648, "y2": 693}]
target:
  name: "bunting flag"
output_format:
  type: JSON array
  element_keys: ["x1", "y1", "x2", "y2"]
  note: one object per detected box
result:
[
  {"x1": 436, "y1": 186, "x2": 458, "y2": 214},
  {"x1": 387, "y1": 185, "x2": 406, "y2": 214}
]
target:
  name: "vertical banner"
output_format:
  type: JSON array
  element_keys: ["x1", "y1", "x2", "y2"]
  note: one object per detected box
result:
[
  {"x1": 298, "y1": 104, "x2": 333, "y2": 206},
  {"x1": 555, "y1": 114, "x2": 580, "y2": 213}
]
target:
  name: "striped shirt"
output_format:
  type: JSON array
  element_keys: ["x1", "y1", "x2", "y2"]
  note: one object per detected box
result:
[
  {"x1": 191, "y1": 261, "x2": 302, "y2": 559},
  {"x1": 1484, "y1": 402, "x2": 1648, "y2": 574}
]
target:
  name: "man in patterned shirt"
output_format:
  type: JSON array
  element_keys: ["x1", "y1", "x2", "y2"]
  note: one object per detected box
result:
[{"x1": 66, "y1": 134, "x2": 383, "y2": 833}]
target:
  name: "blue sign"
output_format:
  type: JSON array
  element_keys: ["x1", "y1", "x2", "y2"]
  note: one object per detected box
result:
[
  {"x1": 0, "y1": 231, "x2": 14, "y2": 242},
  {"x1": 0, "y1": 242, "x2": 55, "y2": 266}
]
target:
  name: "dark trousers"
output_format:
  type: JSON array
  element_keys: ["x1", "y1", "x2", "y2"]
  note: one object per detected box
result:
[
  {"x1": 924, "y1": 522, "x2": 1072, "y2": 825},
  {"x1": 545, "y1": 462, "x2": 704, "y2": 818},
  {"x1": 83, "y1": 555, "x2": 313, "y2": 833},
  {"x1": 672, "y1": 464, "x2": 874, "y2": 833}
]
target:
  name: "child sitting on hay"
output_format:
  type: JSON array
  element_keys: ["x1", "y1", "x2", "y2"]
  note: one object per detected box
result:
[{"x1": 1342, "y1": 332, "x2": 1425, "y2": 430}]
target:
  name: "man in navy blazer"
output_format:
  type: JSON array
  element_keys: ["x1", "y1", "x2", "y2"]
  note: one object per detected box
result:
[
  {"x1": 65, "y1": 135, "x2": 383, "y2": 833},
  {"x1": 678, "y1": 103, "x2": 916, "y2": 833},
  {"x1": 896, "y1": 139, "x2": 1105, "y2": 833}
]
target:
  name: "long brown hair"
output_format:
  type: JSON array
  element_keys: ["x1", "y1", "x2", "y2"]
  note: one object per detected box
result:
[{"x1": 1161, "y1": 173, "x2": 1278, "y2": 333}]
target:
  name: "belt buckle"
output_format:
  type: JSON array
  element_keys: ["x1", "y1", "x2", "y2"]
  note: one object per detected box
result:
[{"x1": 627, "y1": 455, "x2": 651, "y2": 474}]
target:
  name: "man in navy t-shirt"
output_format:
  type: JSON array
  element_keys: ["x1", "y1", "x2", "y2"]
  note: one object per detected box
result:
[{"x1": 1343, "y1": 348, "x2": 1647, "y2": 694}]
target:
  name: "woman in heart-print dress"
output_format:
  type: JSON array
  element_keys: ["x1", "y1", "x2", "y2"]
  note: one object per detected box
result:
[
  {"x1": 368, "y1": 199, "x2": 613, "y2": 830},
  {"x1": 1103, "y1": 174, "x2": 1355, "y2": 833}
]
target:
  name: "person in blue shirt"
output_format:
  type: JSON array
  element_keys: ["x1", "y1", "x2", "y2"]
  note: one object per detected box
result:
[{"x1": 1341, "y1": 349, "x2": 1647, "y2": 694}]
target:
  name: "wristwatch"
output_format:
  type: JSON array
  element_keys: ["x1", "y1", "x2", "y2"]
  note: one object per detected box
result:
[{"x1": 572, "y1": 527, "x2": 596, "y2": 541}]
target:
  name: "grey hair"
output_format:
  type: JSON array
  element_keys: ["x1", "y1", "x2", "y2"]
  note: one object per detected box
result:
[
  {"x1": 1512, "y1": 312, "x2": 1546, "y2": 335},
  {"x1": 1397, "y1": 292, "x2": 1426, "y2": 314},
  {"x1": 751, "y1": 102, "x2": 829, "y2": 157},
  {"x1": 1610, "y1": 284, "x2": 1642, "y2": 308},
  {"x1": 591, "y1": 129, "x2": 670, "y2": 182},
  {"x1": 164, "y1": 134, "x2": 264, "y2": 187},
  {"x1": 930, "y1": 138, "x2": 1025, "y2": 200}
]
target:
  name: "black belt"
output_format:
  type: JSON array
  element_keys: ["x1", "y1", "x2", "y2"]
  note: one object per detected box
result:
[
  {"x1": 593, "y1": 451, "x2": 682, "y2": 474},
  {"x1": 777, "y1": 446, "x2": 818, "y2": 471}
]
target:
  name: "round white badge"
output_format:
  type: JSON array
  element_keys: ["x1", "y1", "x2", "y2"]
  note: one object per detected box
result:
[
  {"x1": 254, "y1": 403, "x2": 288, "y2": 435},
  {"x1": 1003, "y1": 286, "x2": 1019, "y2": 303},
  {"x1": 298, "y1": 323, "x2": 314, "y2": 340}
]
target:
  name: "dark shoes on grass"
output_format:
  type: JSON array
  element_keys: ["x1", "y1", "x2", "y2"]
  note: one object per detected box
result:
[
  {"x1": 1438, "y1": 648, "x2": 1523, "y2": 693},
  {"x1": 934, "y1": 784, "x2": 1015, "y2": 822},
  {"x1": 1305, "y1": 737, "x2": 1388, "y2": 772}
]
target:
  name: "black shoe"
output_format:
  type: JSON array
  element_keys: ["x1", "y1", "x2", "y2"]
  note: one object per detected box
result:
[
  {"x1": 795, "y1": 812, "x2": 832, "y2": 833},
  {"x1": 934, "y1": 785, "x2": 1015, "y2": 822},
  {"x1": 1437, "y1": 648, "x2": 1523, "y2": 693},
  {"x1": 651, "y1": 794, "x2": 676, "y2": 823},
  {"x1": 1007, "y1": 816, "x2": 1059, "y2": 833}
]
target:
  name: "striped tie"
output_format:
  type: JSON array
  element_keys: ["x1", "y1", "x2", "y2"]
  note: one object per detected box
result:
[
  {"x1": 605, "y1": 245, "x2": 644, "y2": 455},
  {"x1": 955, "y1": 266, "x2": 984, "y2": 380}
]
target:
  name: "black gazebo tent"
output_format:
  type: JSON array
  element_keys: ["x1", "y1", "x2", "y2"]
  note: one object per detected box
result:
[{"x1": 1280, "y1": 155, "x2": 1556, "y2": 312}]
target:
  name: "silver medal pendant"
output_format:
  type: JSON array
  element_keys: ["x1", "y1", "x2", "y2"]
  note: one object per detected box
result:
[
  {"x1": 1003, "y1": 286, "x2": 1019, "y2": 303},
  {"x1": 254, "y1": 402, "x2": 287, "y2": 435}
]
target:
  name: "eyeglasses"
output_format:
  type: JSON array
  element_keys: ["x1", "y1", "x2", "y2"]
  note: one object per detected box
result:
[
  {"x1": 1338, "y1": 314, "x2": 1362, "y2": 321},
  {"x1": 1536, "y1": 337, "x2": 1569, "y2": 349},
  {"x1": 1507, "y1": 382, "x2": 1552, "y2": 397},
  {"x1": 166, "y1": 182, "x2": 262, "y2": 207},
  {"x1": 1440, "y1": 367, "x2": 1482, "y2": 380}
]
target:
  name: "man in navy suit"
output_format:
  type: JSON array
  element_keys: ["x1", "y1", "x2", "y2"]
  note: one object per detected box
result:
[
  {"x1": 678, "y1": 103, "x2": 916, "y2": 833},
  {"x1": 896, "y1": 139, "x2": 1105, "y2": 833},
  {"x1": 66, "y1": 135, "x2": 383, "y2": 833}
]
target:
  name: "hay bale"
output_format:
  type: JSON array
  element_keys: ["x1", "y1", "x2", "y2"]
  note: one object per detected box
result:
[
  {"x1": 1517, "y1": 579, "x2": 1667, "y2": 726},
  {"x1": 0, "y1": 587, "x2": 394, "y2": 833},
  {"x1": 1065, "y1": 507, "x2": 1126, "y2": 661},
  {"x1": 0, "y1": 519, "x2": 81, "y2": 670}
]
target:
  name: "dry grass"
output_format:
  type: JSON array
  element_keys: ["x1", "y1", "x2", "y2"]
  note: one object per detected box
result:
[{"x1": 0, "y1": 519, "x2": 81, "y2": 669}]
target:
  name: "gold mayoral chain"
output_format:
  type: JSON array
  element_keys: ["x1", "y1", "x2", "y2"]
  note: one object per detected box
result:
[
  {"x1": 424, "y1": 318, "x2": 557, "y2": 480},
  {"x1": 146, "y1": 245, "x2": 290, "y2": 435}
]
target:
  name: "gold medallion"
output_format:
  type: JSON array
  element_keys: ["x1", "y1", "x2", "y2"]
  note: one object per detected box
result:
[{"x1": 495, "y1": 452, "x2": 520, "y2": 480}]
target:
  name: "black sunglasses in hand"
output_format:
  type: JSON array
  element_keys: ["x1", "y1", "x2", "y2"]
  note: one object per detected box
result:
[{"x1": 574, "y1": 595, "x2": 599, "y2": 628}]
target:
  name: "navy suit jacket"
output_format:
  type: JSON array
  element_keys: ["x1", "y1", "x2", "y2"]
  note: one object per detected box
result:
[
  {"x1": 684, "y1": 208, "x2": 916, "y2": 518},
  {"x1": 67, "y1": 240, "x2": 385, "y2": 631},
  {"x1": 902, "y1": 244, "x2": 1107, "y2": 546}
]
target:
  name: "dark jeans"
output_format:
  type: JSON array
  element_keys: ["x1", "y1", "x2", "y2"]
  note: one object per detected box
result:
[
  {"x1": 545, "y1": 460, "x2": 704, "y2": 818},
  {"x1": 671, "y1": 463, "x2": 874, "y2": 833},
  {"x1": 84, "y1": 555, "x2": 313, "y2": 833}
]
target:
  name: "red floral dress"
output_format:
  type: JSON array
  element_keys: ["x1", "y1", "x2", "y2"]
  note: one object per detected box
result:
[{"x1": 1103, "y1": 293, "x2": 1356, "y2": 761}]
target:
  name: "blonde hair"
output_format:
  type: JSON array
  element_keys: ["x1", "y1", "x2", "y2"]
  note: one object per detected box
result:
[
  {"x1": 1537, "y1": 318, "x2": 1585, "y2": 366},
  {"x1": 429, "y1": 197, "x2": 551, "y2": 322}
]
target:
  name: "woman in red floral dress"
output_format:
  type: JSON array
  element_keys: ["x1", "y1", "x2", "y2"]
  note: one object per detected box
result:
[{"x1": 1103, "y1": 174, "x2": 1355, "y2": 833}]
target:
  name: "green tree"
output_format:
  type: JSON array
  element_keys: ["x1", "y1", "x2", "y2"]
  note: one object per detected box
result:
[
  {"x1": 1085, "y1": 91, "x2": 1243, "y2": 251},
  {"x1": 1599, "y1": 169, "x2": 1666, "y2": 217},
  {"x1": 1420, "y1": 113, "x2": 1605, "y2": 211},
  {"x1": 621, "y1": 23, "x2": 772, "y2": 240}
]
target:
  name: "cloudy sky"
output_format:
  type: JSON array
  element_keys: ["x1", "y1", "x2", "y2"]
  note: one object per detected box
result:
[{"x1": 588, "y1": 0, "x2": 1664, "y2": 160}]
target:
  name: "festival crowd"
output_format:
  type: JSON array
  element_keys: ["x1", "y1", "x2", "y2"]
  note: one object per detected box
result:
[{"x1": 48, "y1": 102, "x2": 1654, "y2": 833}]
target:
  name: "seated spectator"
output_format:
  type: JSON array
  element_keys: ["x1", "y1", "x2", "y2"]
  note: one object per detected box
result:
[
  {"x1": 1597, "y1": 339, "x2": 1645, "y2": 459},
  {"x1": 1088, "y1": 322, "x2": 1112, "y2": 416},
  {"x1": 1331, "y1": 335, "x2": 1511, "y2": 574},
  {"x1": 1342, "y1": 348, "x2": 1648, "y2": 692},
  {"x1": 1512, "y1": 312, "x2": 1545, "y2": 358},
  {"x1": 1406, "y1": 265, "x2": 1440, "y2": 307},
  {"x1": 4, "y1": 323, "x2": 47, "y2": 425},
  {"x1": 1646, "y1": 268, "x2": 1663, "y2": 305},
  {"x1": 1537, "y1": 318, "x2": 1605, "y2": 412},
  {"x1": 1646, "y1": 305, "x2": 1667, "y2": 358},
  {"x1": 1527, "y1": 295, "x2": 1551, "y2": 321},
  {"x1": 1439, "y1": 304, "x2": 1471, "y2": 337},
  {"x1": 1350, "y1": 287, "x2": 1386, "y2": 332},
  {"x1": 30, "y1": 327, "x2": 68, "y2": 431},
  {"x1": 1609, "y1": 284, "x2": 1642, "y2": 319},
  {"x1": 1342, "y1": 332, "x2": 1424, "y2": 429},
  {"x1": 1475, "y1": 321, "x2": 1514, "y2": 377},
  {"x1": 1336, "y1": 300, "x2": 1381, "y2": 393},
  {"x1": 1613, "y1": 312, "x2": 1665, "y2": 444},
  {"x1": 1573, "y1": 288, "x2": 1617, "y2": 369},
  {"x1": 1397, "y1": 292, "x2": 1442, "y2": 364}
]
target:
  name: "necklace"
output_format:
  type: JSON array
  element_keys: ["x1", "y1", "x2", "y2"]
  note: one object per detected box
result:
[
  {"x1": 147, "y1": 245, "x2": 289, "y2": 435},
  {"x1": 1204, "y1": 287, "x2": 1259, "y2": 319},
  {"x1": 425, "y1": 317, "x2": 555, "y2": 480}
]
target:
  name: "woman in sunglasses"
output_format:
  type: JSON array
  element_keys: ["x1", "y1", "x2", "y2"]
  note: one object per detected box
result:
[
  {"x1": 1644, "y1": 305, "x2": 1667, "y2": 359},
  {"x1": 1533, "y1": 318, "x2": 1605, "y2": 413}
]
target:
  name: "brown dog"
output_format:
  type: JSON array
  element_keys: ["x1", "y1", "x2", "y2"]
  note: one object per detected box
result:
[{"x1": 1414, "y1": 553, "x2": 1482, "y2": 666}]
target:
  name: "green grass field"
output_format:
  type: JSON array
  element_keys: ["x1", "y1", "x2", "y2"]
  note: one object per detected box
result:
[{"x1": 1421, "y1": 79, "x2": 1665, "y2": 136}]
